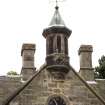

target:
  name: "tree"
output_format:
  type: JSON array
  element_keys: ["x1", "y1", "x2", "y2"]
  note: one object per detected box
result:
[
  {"x1": 94, "y1": 55, "x2": 105, "y2": 79},
  {"x1": 7, "y1": 70, "x2": 18, "y2": 75}
]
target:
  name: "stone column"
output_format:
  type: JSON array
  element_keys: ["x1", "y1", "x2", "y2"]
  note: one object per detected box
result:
[
  {"x1": 78, "y1": 45, "x2": 94, "y2": 81},
  {"x1": 21, "y1": 44, "x2": 36, "y2": 81}
]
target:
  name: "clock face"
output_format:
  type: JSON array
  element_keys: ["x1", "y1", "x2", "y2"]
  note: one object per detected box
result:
[{"x1": 48, "y1": 97, "x2": 66, "y2": 105}]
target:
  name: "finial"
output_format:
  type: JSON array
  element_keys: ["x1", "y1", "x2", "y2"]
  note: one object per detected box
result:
[
  {"x1": 55, "y1": 0, "x2": 58, "y2": 8},
  {"x1": 55, "y1": 5, "x2": 59, "y2": 10},
  {"x1": 49, "y1": 0, "x2": 66, "y2": 26},
  {"x1": 49, "y1": 0, "x2": 65, "y2": 9}
]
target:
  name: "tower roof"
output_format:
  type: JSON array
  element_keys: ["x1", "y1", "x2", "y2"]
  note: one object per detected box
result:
[
  {"x1": 42, "y1": 5, "x2": 72, "y2": 38},
  {"x1": 49, "y1": 6, "x2": 65, "y2": 26}
]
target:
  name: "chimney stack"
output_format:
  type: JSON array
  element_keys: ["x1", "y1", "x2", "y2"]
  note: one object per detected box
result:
[
  {"x1": 78, "y1": 45, "x2": 94, "y2": 81},
  {"x1": 21, "y1": 44, "x2": 36, "y2": 80}
]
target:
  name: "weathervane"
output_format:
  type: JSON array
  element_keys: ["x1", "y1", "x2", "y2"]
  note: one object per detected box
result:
[
  {"x1": 49, "y1": 0, "x2": 66, "y2": 8},
  {"x1": 56, "y1": 0, "x2": 58, "y2": 7}
]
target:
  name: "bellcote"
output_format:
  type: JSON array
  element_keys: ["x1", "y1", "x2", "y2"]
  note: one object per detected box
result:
[{"x1": 42, "y1": 6, "x2": 72, "y2": 73}]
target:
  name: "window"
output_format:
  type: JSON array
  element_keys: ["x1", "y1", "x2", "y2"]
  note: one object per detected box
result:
[
  {"x1": 64, "y1": 37, "x2": 68, "y2": 55},
  {"x1": 57, "y1": 36, "x2": 61, "y2": 53},
  {"x1": 48, "y1": 96, "x2": 66, "y2": 105},
  {"x1": 48, "y1": 36, "x2": 53, "y2": 54}
]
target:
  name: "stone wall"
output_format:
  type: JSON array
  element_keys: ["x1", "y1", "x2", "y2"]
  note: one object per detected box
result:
[
  {"x1": 0, "y1": 75, "x2": 21, "y2": 104},
  {"x1": 2, "y1": 67, "x2": 104, "y2": 105}
]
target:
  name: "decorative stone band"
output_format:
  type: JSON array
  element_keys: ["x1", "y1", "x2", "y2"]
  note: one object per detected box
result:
[
  {"x1": 46, "y1": 53, "x2": 70, "y2": 73},
  {"x1": 46, "y1": 53, "x2": 69, "y2": 65},
  {"x1": 78, "y1": 45, "x2": 93, "y2": 55},
  {"x1": 23, "y1": 56, "x2": 34, "y2": 61},
  {"x1": 42, "y1": 26, "x2": 72, "y2": 38},
  {"x1": 21, "y1": 44, "x2": 36, "y2": 56},
  {"x1": 21, "y1": 67, "x2": 36, "y2": 75},
  {"x1": 80, "y1": 67, "x2": 94, "y2": 70},
  {"x1": 21, "y1": 67, "x2": 36, "y2": 70}
]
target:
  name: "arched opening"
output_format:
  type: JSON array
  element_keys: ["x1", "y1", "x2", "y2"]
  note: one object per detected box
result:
[
  {"x1": 64, "y1": 37, "x2": 68, "y2": 55},
  {"x1": 48, "y1": 96, "x2": 66, "y2": 105},
  {"x1": 57, "y1": 36, "x2": 61, "y2": 53},
  {"x1": 48, "y1": 36, "x2": 53, "y2": 54}
]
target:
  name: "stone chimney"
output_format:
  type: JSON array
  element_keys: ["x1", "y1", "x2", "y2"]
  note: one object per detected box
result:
[
  {"x1": 21, "y1": 44, "x2": 36, "y2": 81},
  {"x1": 78, "y1": 45, "x2": 94, "y2": 81}
]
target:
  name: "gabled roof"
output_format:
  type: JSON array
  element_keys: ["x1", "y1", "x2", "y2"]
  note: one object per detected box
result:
[
  {"x1": 2, "y1": 64, "x2": 105, "y2": 105},
  {"x1": 49, "y1": 6, "x2": 65, "y2": 26}
]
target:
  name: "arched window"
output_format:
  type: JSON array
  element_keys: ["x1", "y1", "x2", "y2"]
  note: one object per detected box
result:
[
  {"x1": 48, "y1": 36, "x2": 53, "y2": 54},
  {"x1": 48, "y1": 96, "x2": 66, "y2": 105},
  {"x1": 64, "y1": 37, "x2": 68, "y2": 55},
  {"x1": 57, "y1": 36, "x2": 61, "y2": 53}
]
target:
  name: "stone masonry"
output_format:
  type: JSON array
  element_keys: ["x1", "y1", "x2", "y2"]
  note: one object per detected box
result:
[
  {"x1": 0, "y1": 44, "x2": 105, "y2": 105},
  {"x1": 0, "y1": 5, "x2": 105, "y2": 105}
]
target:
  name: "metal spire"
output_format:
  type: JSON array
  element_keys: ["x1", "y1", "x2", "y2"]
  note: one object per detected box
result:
[{"x1": 49, "y1": 0, "x2": 65, "y2": 26}]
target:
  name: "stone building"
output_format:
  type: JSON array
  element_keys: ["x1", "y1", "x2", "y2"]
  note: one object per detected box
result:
[{"x1": 0, "y1": 5, "x2": 105, "y2": 105}]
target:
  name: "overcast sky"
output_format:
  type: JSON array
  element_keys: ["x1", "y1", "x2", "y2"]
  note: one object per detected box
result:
[{"x1": 0, "y1": 0, "x2": 105, "y2": 75}]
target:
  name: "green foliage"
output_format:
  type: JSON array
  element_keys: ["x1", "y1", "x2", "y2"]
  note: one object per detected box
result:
[
  {"x1": 95, "y1": 55, "x2": 105, "y2": 79},
  {"x1": 7, "y1": 70, "x2": 18, "y2": 75}
]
